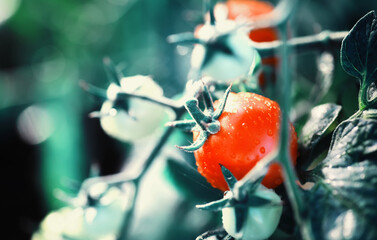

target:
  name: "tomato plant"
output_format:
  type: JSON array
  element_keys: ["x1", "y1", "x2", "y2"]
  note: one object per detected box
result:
[
  {"x1": 23, "y1": 1, "x2": 377, "y2": 240},
  {"x1": 193, "y1": 91, "x2": 297, "y2": 191}
]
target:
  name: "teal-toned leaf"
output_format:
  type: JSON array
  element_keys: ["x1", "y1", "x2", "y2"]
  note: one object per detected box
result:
[
  {"x1": 299, "y1": 103, "x2": 342, "y2": 170},
  {"x1": 309, "y1": 118, "x2": 377, "y2": 239},
  {"x1": 165, "y1": 158, "x2": 222, "y2": 202},
  {"x1": 300, "y1": 103, "x2": 342, "y2": 148},
  {"x1": 340, "y1": 11, "x2": 377, "y2": 108},
  {"x1": 196, "y1": 228, "x2": 233, "y2": 240},
  {"x1": 196, "y1": 197, "x2": 230, "y2": 211},
  {"x1": 220, "y1": 165, "x2": 238, "y2": 190}
]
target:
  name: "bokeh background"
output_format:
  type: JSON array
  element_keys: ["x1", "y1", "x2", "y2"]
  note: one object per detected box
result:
[{"x1": 1, "y1": 0, "x2": 376, "y2": 239}]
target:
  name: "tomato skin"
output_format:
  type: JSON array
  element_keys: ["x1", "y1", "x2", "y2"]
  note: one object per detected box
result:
[
  {"x1": 193, "y1": 92, "x2": 297, "y2": 191},
  {"x1": 226, "y1": 0, "x2": 278, "y2": 42}
]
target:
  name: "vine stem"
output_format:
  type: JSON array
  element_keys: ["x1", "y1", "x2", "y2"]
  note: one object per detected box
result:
[
  {"x1": 277, "y1": 23, "x2": 315, "y2": 240},
  {"x1": 79, "y1": 80, "x2": 183, "y2": 114},
  {"x1": 255, "y1": 30, "x2": 348, "y2": 58},
  {"x1": 117, "y1": 110, "x2": 185, "y2": 240},
  {"x1": 76, "y1": 104, "x2": 186, "y2": 240},
  {"x1": 117, "y1": 92, "x2": 183, "y2": 114}
]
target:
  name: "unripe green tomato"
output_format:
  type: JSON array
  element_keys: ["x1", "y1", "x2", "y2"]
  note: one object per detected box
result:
[
  {"x1": 222, "y1": 186, "x2": 282, "y2": 240},
  {"x1": 100, "y1": 75, "x2": 167, "y2": 142},
  {"x1": 33, "y1": 187, "x2": 131, "y2": 240},
  {"x1": 191, "y1": 20, "x2": 256, "y2": 82}
]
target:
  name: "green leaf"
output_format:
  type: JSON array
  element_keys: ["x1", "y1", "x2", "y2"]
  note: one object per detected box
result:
[
  {"x1": 309, "y1": 118, "x2": 377, "y2": 239},
  {"x1": 220, "y1": 164, "x2": 238, "y2": 190},
  {"x1": 165, "y1": 158, "x2": 222, "y2": 202},
  {"x1": 340, "y1": 11, "x2": 377, "y2": 109},
  {"x1": 299, "y1": 103, "x2": 342, "y2": 170},
  {"x1": 196, "y1": 228, "x2": 233, "y2": 240}
]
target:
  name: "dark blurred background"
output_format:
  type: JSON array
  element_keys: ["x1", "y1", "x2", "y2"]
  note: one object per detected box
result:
[{"x1": 0, "y1": 0, "x2": 376, "y2": 239}]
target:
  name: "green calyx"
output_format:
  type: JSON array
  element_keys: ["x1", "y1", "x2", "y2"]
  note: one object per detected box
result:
[
  {"x1": 166, "y1": 83, "x2": 232, "y2": 152},
  {"x1": 196, "y1": 165, "x2": 282, "y2": 234},
  {"x1": 80, "y1": 57, "x2": 132, "y2": 118}
]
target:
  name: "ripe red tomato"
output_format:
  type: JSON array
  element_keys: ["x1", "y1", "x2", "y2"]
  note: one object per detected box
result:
[
  {"x1": 193, "y1": 92, "x2": 297, "y2": 191},
  {"x1": 226, "y1": 0, "x2": 278, "y2": 42},
  {"x1": 226, "y1": 0, "x2": 279, "y2": 85}
]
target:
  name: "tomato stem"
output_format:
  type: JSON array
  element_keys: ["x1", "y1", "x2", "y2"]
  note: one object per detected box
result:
[
  {"x1": 255, "y1": 30, "x2": 348, "y2": 58},
  {"x1": 117, "y1": 92, "x2": 183, "y2": 114},
  {"x1": 204, "y1": 0, "x2": 215, "y2": 25},
  {"x1": 118, "y1": 110, "x2": 186, "y2": 240},
  {"x1": 277, "y1": 21, "x2": 315, "y2": 240}
]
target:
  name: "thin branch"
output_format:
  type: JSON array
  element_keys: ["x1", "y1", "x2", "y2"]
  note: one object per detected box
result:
[
  {"x1": 255, "y1": 31, "x2": 349, "y2": 58},
  {"x1": 117, "y1": 92, "x2": 183, "y2": 113},
  {"x1": 277, "y1": 24, "x2": 315, "y2": 240}
]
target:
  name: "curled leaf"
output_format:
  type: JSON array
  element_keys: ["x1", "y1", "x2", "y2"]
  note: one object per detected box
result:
[{"x1": 341, "y1": 11, "x2": 377, "y2": 109}]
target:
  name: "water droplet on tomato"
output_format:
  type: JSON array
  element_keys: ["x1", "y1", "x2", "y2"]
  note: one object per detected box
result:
[
  {"x1": 242, "y1": 122, "x2": 246, "y2": 127},
  {"x1": 260, "y1": 147, "x2": 265, "y2": 153}
]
